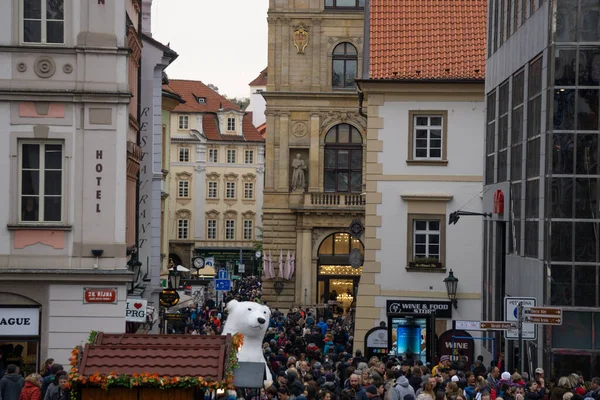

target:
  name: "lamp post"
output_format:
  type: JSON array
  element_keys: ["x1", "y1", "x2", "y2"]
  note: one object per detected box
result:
[
  {"x1": 169, "y1": 264, "x2": 183, "y2": 289},
  {"x1": 444, "y1": 269, "x2": 459, "y2": 309}
]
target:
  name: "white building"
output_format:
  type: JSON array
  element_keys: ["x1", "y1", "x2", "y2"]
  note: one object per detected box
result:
[
  {"x1": 246, "y1": 68, "x2": 267, "y2": 128},
  {"x1": 0, "y1": 0, "x2": 137, "y2": 370},
  {"x1": 354, "y1": 0, "x2": 489, "y2": 363}
]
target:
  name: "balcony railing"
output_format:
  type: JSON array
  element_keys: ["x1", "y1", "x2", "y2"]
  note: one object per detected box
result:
[{"x1": 305, "y1": 192, "x2": 366, "y2": 208}]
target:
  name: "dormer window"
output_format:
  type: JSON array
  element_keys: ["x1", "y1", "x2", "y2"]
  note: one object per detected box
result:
[
  {"x1": 227, "y1": 117, "x2": 236, "y2": 132},
  {"x1": 195, "y1": 96, "x2": 206, "y2": 105}
]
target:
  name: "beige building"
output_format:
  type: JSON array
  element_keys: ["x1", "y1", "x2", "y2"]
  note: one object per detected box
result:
[
  {"x1": 165, "y1": 80, "x2": 265, "y2": 273},
  {"x1": 261, "y1": 0, "x2": 367, "y2": 310}
]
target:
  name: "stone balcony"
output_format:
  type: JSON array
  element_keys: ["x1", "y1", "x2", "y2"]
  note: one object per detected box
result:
[{"x1": 289, "y1": 192, "x2": 365, "y2": 212}]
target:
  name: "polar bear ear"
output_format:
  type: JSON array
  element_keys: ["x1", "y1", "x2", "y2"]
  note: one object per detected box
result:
[{"x1": 226, "y1": 299, "x2": 239, "y2": 313}]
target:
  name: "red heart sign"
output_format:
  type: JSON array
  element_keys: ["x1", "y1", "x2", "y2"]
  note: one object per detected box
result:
[{"x1": 134, "y1": 303, "x2": 143, "y2": 309}]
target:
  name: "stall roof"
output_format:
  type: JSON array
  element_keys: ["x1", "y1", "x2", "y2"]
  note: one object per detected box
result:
[{"x1": 79, "y1": 333, "x2": 231, "y2": 380}]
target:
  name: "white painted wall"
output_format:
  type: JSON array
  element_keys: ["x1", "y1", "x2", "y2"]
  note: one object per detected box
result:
[{"x1": 247, "y1": 86, "x2": 266, "y2": 127}]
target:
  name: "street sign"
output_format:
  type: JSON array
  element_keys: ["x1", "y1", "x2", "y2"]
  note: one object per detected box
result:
[
  {"x1": 454, "y1": 320, "x2": 484, "y2": 331},
  {"x1": 218, "y1": 268, "x2": 227, "y2": 280},
  {"x1": 525, "y1": 315, "x2": 562, "y2": 325},
  {"x1": 205, "y1": 257, "x2": 215, "y2": 268},
  {"x1": 480, "y1": 321, "x2": 517, "y2": 330},
  {"x1": 215, "y1": 279, "x2": 231, "y2": 291},
  {"x1": 524, "y1": 307, "x2": 562, "y2": 316},
  {"x1": 505, "y1": 297, "x2": 537, "y2": 340},
  {"x1": 238, "y1": 264, "x2": 245, "y2": 273}
]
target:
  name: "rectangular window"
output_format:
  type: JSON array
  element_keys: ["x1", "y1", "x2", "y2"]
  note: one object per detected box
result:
[
  {"x1": 208, "y1": 149, "x2": 218, "y2": 163},
  {"x1": 19, "y1": 141, "x2": 63, "y2": 223},
  {"x1": 413, "y1": 219, "x2": 441, "y2": 259},
  {"x1": 178, "y1": 147, "x2": 189, "y2": 162},
  {"x1": 410, "y1": 113, "x2": 446, "y2": 160},
  {"x1": 208, "y1": 181, "x2": 218, "y2": 199},
  {"x1": 325, "y1": 0, "x2": 365, "y2": 8},
  {"x1": 23, "y1": 0, "x2": 65, "y2": 44},
  {"x1": 225, "y1": 220, "x2": 235, "y2": 240},
  {"x1": 244, "y1": 150, "x2": 254, "y2": 164},
  {"x1": 226, "y1": 182, "x2": 236, "y2": 199},
  {"x1": 227, "y1": 118, "x2": 236, "y2": 131},
  {"x1": 227, "y1": 149, "x2": 236, "y2": 164},
  {"x1": 178, "y1": 115, "x2": 189, "y2": 130},
  {"x1": 177, "y1": 219, "x2": 189, "y2": 240},
  {"x1": 243, "y1": 220, "x2": 253, "y2": 240},
  {"x1": 207, "y1": 219, "x2": 217, "y2": 239},
  {"x1": 244, "y1": 182, "x2": 254, "y2": 199},
  {"x1": 178, "y1": 181, "x2": 189, "y2": 198}
]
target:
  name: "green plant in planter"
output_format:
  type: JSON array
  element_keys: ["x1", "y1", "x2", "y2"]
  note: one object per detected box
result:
[{"x1": 410, "y1": 257, "x2": 441, "y2": 266}]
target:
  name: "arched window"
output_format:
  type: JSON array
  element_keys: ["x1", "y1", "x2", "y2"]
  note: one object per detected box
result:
[
  {"x1": 324, "y1": 124, "x2": 363, "y2": 193},
  {"x1": 332, "y1": 43, "x2": 358, "y2": 89}
]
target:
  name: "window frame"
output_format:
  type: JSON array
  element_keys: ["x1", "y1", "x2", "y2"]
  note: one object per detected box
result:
[
  {"x1": 407, "y1": 110, "x2": 449, "y2": 165},
  {"x1": 225, "y1": 182, "x2": 236, "y2": 199},
  {"x1": 208, "y1": 148, "x2": 218, "y2": 163},
  {"x1": 244, "y1": 150, "x2": 254, "y2": 164},
  {"x1": 244, "y1": 182, "x2": 254, "y2": 200},
  {"x1": 177, "y1": 219, "x2": 189, "y2": 240},
  {"x1": 178, "y1": 147, "x2": 190, "y2": 162},
  {"x1": 178, "y1": 115, "x2": 189, "y2": 130},
  {"x1": 207, "y1": 181, "x2": 218, "y2": 199},
  {"x1": 323, "y1": 124, "x2": 363, "y2": 193},
  {"x1": 177, "y1": 180, "x2": 189, "y2": 198},
  {"x1": 18, "y1": 140, "x2": 65, "y2": 224},
  {"x1": 225, "y1": 219, "x2": 235, "y2": 240},
  {"x1": 21, "y1": 0, "x2": 66, "y2": 45},
  {"x1": 226, "y1": 149, "x2": 236, "y2": 164},
  {"x1": 332, "y1": 42, "x2": 359, "y2": 89},
  {"x1": 227, "y1": 117, "x2": 236, "y2": 132},
  {"x1": 243, "y1": 220, "x2": 254, "y2": 240},
  {"x1": 207, "y1": 219, "x2": 217, "y2": 240},
  {"x1": 324, "y1": 0, "x2": 365, "y2": 10},
  {"x1": 406, "y1": 214, "x2": 447, "y2": 268}
]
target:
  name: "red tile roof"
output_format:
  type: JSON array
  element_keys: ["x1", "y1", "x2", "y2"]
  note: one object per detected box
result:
[
  {"x1": 256, "y1": 122, "x2": 266, "y2": 139},
  {"x1": 369, "y1": 0, "x2": 486, "y2": 81},
  {"x1": 249, "y1": 68, "x2": 268, "y2": 86},
  {"x1": 165, "y1": 80, "x2": 263, "y2": 142},
  {"x1": 78, "y1": 333, "x2": 231, "y2": 380}
]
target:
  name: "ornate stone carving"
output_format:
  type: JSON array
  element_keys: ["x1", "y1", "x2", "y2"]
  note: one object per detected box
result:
[
  {"x1": 16, "y1": 62, "x2": 27, "y2": 72},
  {"x1": 257, "y1": 166, "x2": 265, "y2": 174},
  {"x1": 242, "y1": 173, "x2": 257, "y2": 181},
  {"x1": 292, "y1": 121, "x2": 308, "y2": 138},
  {"x1": 34, "y1": 57, "x2": 56, "y2": 78},
  {"x1": 311, "y1": 228, "x2": 332, "y2": 250},
  {"x1": 319, "y1": 111, "x2": 343, "y2": 130},
  {"x1": 176, "y1": 171, "x2": 192, "y2": 180},
  {"x1": 291, "y1": 154, "x2": 307, "y2": 192},
  {"x1": 224, "y1": 210, "x2": 238, "y2": 219},
  {"x1": 346, "y1": 111, "x2": 367, "y2": 130},
  {"x1": 195, "y1": 165, "x2": 206, "y2": 173},
  {"x1": 356, "y1": 37, "x2": 363, "y2": 44},
  {"x1": 206, "y1": 209, "x2": 220, "y2": 219},
  {"x1": 224, "y1": 172, "x2": 239, "y2": 181},
  {"x1": 175, "y1": 209, "x2": 192, "y2": 219},
  {"x1": 328, "y1": 37, "x2": 336, "y2": 44},
  {"x1": 62, "y1": 64, "x2": 73, "y2": 74},
  {"x1": 242, "y1": 210, "x2": 256, "y2": 219},
  {"x1": 293, "y1": 23, "x2": 309, "y2": 54},
  {"x1": 206, "y1": 172, "x2": 220, "y2": 180}
]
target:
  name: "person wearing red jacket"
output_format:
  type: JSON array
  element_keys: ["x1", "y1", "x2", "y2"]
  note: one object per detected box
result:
[{"x1": 19, "y1": 374, "x2": 42, "y2": 400}]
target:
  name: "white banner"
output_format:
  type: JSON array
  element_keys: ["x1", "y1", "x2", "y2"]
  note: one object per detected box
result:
[
  {"x1": 0, "y1": 308, "x2": 40, "y2": 336},
  {"x1": 125, "y1": 299, "x2": 148, "y2": 323}
]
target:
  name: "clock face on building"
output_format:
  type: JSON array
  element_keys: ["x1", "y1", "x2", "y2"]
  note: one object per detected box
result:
[
  {"x1": 193, "y1": 257, "x2": 204, "y2": 269},
  {"x1": 255, "y1": 251, "x2": 262, "y2": 258}
]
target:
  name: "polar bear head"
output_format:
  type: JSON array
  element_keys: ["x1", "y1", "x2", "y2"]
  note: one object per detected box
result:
[{"x1": 222, "y1": 300, "x2": 271, "y2": 339}]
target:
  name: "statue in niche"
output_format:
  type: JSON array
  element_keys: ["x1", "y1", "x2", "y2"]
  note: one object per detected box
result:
[{"x1": 291, "y1": 154, "x2": 307, "y2": 191}]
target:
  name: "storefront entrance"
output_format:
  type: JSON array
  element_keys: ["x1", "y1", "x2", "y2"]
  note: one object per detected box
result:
[
  {"x1": 317, "y1": 233, "x2": 363, "y2": 317},
  {"x1": 0, "y1": 307, "x2": 41, "y2": 378}
]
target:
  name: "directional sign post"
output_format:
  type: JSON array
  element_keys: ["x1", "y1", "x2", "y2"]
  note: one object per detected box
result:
[
  {"x1": 480, "y1": 321, "x2": 517, "y2": 330},
  {"x1": 524, "y1": 307, "x2": 562, "y2": 316},
  {"x1": 218, "y1": 268, "x2": 227, "y2": 280},
  {"x1": 524, "y1": 307, "x2": 563, "y2": 325},
  {"x1": 525, "y1": 315, "x2": 562, "y2": 325},
  {"x1": 215, "y1": 279, "x2": 231, "y2": 292},
  {"x1": 505, "y1": 297, "x2": 536, "y2": 340}
]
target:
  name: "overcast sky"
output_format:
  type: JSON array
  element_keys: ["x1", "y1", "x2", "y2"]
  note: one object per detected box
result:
[{"x1": 151, "y1": 0, "x2": 269, "y2": 99}]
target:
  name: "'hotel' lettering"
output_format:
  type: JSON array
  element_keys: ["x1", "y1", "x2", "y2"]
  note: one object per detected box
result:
[{"x1": 95, "y1": 150, "x2": 103, "y2": 213}]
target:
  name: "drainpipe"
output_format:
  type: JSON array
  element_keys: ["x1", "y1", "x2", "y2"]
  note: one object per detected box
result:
[
  {"x1": 358, "y1": 90, "x2": 367, "y2": 119},
  {"x1": 135, "y1": 3, "x2": 143, "y2": 258}
]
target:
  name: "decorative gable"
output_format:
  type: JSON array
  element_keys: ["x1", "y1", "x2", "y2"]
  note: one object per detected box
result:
[{"x1": 217, "y1": 110, "x2": 244, "y2": 136}]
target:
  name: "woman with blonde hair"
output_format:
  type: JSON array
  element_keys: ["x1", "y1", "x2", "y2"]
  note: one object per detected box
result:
[
  {"x1": 39, "y1": 359, "x2": 54, "y2": 378},
  {"x1": 19, "y1": 374, "x2": 42, "y2": 400}
]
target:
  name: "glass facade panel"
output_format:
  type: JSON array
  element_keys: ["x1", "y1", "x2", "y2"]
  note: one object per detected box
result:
[
  {"x1": 555, "y1": 48, "x2": 577, "y2": 86},
  {"x1": 551, "y1": 264, "x2": 572, "y2": 305},
  {"x1": 511, "y1": 143, "x2": 522, "y2": 181},
  {"x1": 575, "y1": 178, "x2": 598, "y2": 218},
  {"x1": 551, "y1": 178, "x2": 574, "y2": 218},
  {"x1": 579, "y1": 0, "x2": 600, "y2": 42},
  {"x1": 524, "y1": 221, "x2": 538, "y2": 258},
  {"x1": 575, "y1": 265, "x2": 597, "y2": 307},
  {"x1": 498, "y1": 150, "x2": 508, "y2": 182},
  {"x1": 552, "y1": 133, "x2": 575, "y2": 174},
  {"x1": 574, "y1": 222, "x2": 597, "y2": 262},
  {"x1": 577, "y1": 90, "x2": 599, "y2": 130},
  {"x1": 555, "y1": 0, "x2": 578, "y2": 42},
  {"x1": 576, "y1": 134, "x2": 598, "y2": 174},
  {"x1": 486, "y1": 155, "x2": 495, "y2": 184},
  {"x1": 578, "y1": 48, "x2": 600, "y2": 86},
  {"x1": 554, "y1": 89, "x2": 576, "y2": 130},
  {"x1": 552, "y1": 312, "x2": 592, "y2": 349},
  {"x1": 526, "y1": 138, "x2": 540, "y2": 177},
  {"x1": 526, "y1": 180, "x2": 539, "y2": 217}
]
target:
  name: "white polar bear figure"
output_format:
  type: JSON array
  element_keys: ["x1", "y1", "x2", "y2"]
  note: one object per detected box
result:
[{"x1": 221, "y1": 300, "x2": 272, "y2": 384}]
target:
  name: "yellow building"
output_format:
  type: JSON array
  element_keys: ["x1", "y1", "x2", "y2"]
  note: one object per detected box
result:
[
  {"x1": 165, "y1": 80, "x2": 265, "y2": 273},
  {"x1": 261, "y1": 1, "x2": 366, "y2": 311}
]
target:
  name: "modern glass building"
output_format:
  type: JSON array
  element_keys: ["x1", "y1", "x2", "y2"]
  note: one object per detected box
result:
[{"x1": 483, "y1": 0, "x2": 600, "y2": 375}]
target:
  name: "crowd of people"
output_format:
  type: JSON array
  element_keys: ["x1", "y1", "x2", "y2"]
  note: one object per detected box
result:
[{"x1": 0, "y1": 359, "x2": 69, "y2": 400}]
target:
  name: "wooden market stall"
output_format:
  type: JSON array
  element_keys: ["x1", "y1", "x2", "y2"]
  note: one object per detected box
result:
[{"x1": 68, "y1": 332, "x2": 242, "y2": 400}]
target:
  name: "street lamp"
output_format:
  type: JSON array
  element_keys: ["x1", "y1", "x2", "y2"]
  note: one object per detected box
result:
[
  {"x1": 169, "y1": 265, "x2": 183, "y2": 289},
  {"x1": 444, "y1": 269, "x2": 459, "y2": 309}
]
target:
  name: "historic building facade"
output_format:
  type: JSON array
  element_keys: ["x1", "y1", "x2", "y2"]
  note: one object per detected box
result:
[
  {"x1": 165, "y1": 80, "x2": 265, "y2": 274},
  {"x1": 0, "y1": 0, "x2": 136, "y2": 369},
  {"x1": 261, "y1": 0, "x2": 366, "y2": 310}
]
